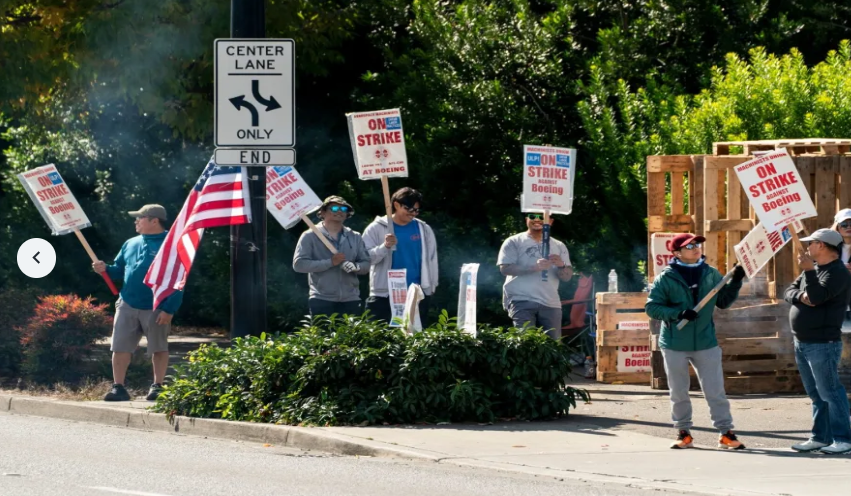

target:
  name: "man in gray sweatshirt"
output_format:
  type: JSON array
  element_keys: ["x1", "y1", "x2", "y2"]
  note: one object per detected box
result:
[
  {"x1": 363, "y1": 187, "x2": 439, "y2": 326},
  {"x1": 293, "y1": 196, "x2": 371, "y2": 317}
]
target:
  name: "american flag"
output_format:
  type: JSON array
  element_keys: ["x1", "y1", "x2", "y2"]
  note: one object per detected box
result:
[{"x1": 145, "y1": 157, "x2": 251, "y2": 309}]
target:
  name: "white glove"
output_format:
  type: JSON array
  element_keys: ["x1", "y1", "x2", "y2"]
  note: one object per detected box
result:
[{"x1": 341, "y1": 261, "x2": 359, "y2": 273}]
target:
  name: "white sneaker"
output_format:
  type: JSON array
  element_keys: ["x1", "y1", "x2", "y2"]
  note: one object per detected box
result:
[
  {"x1": 791, "y1": 439, "x2": 829, "y2": 452},
  {"x1": 820, "y1": 441, "x2": 851, "y2": 454}
]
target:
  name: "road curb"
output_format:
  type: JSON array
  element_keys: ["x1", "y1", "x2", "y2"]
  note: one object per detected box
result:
[{"x1": 0, "y1": 394, "x2": 435, "y2": 461}]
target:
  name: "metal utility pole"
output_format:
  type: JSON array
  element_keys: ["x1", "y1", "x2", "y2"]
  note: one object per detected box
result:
[{"x1": 229, "y1": 0, "x2": 267, "y2": 338}]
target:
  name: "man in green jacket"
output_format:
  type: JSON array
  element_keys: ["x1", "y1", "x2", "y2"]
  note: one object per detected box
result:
[{"x1": 645, "y1": 233, "x2": 746, "y2": 450}]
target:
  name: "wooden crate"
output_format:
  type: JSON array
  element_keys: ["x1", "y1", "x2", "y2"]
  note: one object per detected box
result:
[
  {"x1": 646, "y1": 155, "x2": 763, "y2": 296},
  {"x1": 713, "y1": 138, "x2": 851, "y2": 156},
  {"x1": 649, "y1": 298, "x2": 803, "y2": 394},
  {"x1": 595, "y1": 292, "x2": 651, "y2": 384},
  {"x1": 648, "y1": 140, "x2": 851, "y2": 299}
]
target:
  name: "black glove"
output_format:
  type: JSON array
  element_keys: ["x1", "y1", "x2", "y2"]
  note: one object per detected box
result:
[
  {"x1": 678, "y1": 309, "x2": 698, "y2": 321},
  {"x1": 731, "y1": 265, "x2": 746, "y2": 283}
]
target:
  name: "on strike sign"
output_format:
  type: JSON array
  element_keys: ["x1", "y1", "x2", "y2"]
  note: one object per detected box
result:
[
  {"x1": 17, "y1": 164, "x2": 91, "y2": 235},
  {"x1": 733, "y1": 149, "x2": 816, "y2": 231},
  {"x1": 265, "y1": 166, "x2": 322, "y2": 229},
  {"x1": 521, "y1": 145, "x2": 575, "y2": 214},
  {"x1": 617, "y1": 345, "x2": 651, "y2": 372},
  {"x1": 650, "y1": 233, "x2": 681, "y2": 279},
  {"x1": 347, "y1": 108, "x2": 408, "y2": 180},
  {"x1": 734, "y1": 220, "x2": 803, "y2": 279}
]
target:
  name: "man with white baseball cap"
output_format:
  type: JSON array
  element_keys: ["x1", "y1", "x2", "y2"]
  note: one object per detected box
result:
[
  {"x1": 834, "y1": 209, "x2": 851, "y2": 326},
  {"x1": 785, "y1": 228, "x2": 851, "y2": 454},
  {"x1": 834, "y1": 209, "x2": 851, "y2": 270}
]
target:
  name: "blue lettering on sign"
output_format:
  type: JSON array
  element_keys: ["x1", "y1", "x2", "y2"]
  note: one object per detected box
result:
[
  {"x1": 781, "y1": 227, "x2": 791, "y2": 241},
  {"x1": 556, "y1": 154, "x2": 570, "y2": 168},
  {"x1": 272, "y1": 166, "x2": 293, "y2": 177},
  {"x1": 526, "y1": 153, "x2": 541, "y2": 166},
  {"x1": 464, "y1": 272, "x2": 471, "y2": 285},
  {"x1": 48, "y1": 172, "x2": 63, "y2": 185},
  {"x1": 385, "y1": 117, "x2": 402, "y2": 130}
]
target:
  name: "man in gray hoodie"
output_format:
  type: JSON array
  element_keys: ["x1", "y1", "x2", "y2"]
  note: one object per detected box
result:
[
  {"x1": 293, "y1": 196, "x2": 371, "y2": 317},
  {"x1": 363, "y1": 187, "x2": 439, "y2": 326}
]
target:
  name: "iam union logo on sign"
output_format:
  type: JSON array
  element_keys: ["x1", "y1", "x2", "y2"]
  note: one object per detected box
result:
[{"x1": 374, "y1": 148, "x2": 391, "y2": 159}]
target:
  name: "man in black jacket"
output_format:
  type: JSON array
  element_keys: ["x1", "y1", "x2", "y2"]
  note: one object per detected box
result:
[{"x1": 784, "y1": 228, "x2": 851, "y2": 455}]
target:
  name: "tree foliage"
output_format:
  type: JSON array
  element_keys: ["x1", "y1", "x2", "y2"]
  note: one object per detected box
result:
[{"x1": 3, "y1": 1, "x2": 851, "y2": 328}]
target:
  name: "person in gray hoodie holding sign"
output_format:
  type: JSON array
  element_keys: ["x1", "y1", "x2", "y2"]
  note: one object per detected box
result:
[
  {"x1": 363, "y1": 187, "x2": 439, "y2": 326},
  {"x1": 293, "y1": 196, "x2": 371, "y2": 317}
]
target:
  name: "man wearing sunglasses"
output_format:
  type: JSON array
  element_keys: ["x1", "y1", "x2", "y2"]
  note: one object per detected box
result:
[
  {"x1": 497, "y1": 212, "x2": 572, "y2": 339},
  {"x1": 645, "y1": 233, "x2": 746, "y2": 450},
  {"x1": 293, "y1": 196, "x2": 370, "y2": 317},
  {"x1": 784, "y1": 228, "x2": 851, "y2": 455},
  {"x1": 363, "y1": 187, "x2": 439, "y2": 326}
]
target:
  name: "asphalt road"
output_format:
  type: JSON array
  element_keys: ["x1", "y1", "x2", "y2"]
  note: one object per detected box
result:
[{"x1": 0, "y1": 413, "x2": 694, "y2": 496}]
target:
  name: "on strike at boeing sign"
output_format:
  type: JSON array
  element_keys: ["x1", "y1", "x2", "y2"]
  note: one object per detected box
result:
[
  {"x1": 17, "y1": 164, "x2": 91, "y2": 235},
  {"x1": 521, "y1": 145, "x2": 576, "y2": 214},
  {"x1": 733, "y1": 149, "x2": 816, "y2": 231},
  {"x1": 346, "y1": 108, "x2": 408, "y2": 180},
  {"x1": 265, "y1": 166, "x2": 322, "y2": 229}
]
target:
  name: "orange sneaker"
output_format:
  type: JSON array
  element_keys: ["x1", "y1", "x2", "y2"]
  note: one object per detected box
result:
[
  {"x1": 670, "y1": 429, "x2": 694, "y2": 449},
  {"x1": 718, "y1": 430, "x2": 745, "y2": 450}
]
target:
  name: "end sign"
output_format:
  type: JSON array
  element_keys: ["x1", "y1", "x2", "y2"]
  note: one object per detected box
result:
[{"x1": 215, "y1": 39, "x2": 295, "y2": 148}]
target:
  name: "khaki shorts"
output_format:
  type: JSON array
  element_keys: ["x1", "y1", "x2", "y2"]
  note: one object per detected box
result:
[{"x1": 110, "y1": 298, "x2": 170, "y2": 354}]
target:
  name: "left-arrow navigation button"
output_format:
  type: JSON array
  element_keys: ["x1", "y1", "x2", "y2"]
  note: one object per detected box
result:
[{"x1": 17, "y1": 239, "x2": 56, "y2": 278}]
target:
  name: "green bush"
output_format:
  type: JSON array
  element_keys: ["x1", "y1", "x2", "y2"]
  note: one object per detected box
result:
[
  {"x1": 0, "y1": 286, "x2": 43, "y2": 379},
  {"x1": 154, "y1": 312, "x2": 589, "y2": 426},
  {"x1": 17, "y1": 294, "x2": 113, "y2": 383}
]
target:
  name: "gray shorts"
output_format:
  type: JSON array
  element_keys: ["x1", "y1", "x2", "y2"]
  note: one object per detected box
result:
[
  {"x1": 507, "y1": 300, "x2": 563, "y2": 339},
  {"x1": 110, "y1": 298, "x2": 170, "y2": 353}
]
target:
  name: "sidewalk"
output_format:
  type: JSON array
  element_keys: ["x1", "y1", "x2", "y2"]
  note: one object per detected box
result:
[{"x1": 3, "y1": 388, "x2": 851, "y2": 496}]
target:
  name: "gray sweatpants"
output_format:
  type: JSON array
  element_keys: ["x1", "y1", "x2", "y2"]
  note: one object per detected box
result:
[{"x1": 662, "y1": 346, "x2": 733, "y2": 433}]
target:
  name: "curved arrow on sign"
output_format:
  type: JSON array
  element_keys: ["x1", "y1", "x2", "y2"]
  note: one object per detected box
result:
[
  {"x1": 230, "y1": 95, "x2": 259, "y2": 127},
  {"x1": 252, "y1": 80, "x2": 282, "y2": 111}
]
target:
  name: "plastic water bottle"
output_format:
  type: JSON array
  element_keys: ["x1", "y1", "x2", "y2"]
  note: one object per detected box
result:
[{"x1": 608, "y1": 269, "x2": 618, "y2": 293}]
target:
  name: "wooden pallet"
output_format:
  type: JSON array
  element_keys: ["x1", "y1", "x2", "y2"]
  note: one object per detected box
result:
[
  {"x1": 595, "y1": 293, "x2": 651, "y2": 384},
  {"x1": 713, "y1": 138, "x2": 851, "y2": 156},
  {"x1": 649, "y1": 298, "x2": 803, "y2": 394}
]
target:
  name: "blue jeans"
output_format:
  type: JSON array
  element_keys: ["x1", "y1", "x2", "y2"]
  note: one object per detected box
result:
[{"x1": 794, "y1": 339, "x2": 851, "y2": 444}]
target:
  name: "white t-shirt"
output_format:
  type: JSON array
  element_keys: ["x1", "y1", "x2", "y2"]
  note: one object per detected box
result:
[
  {"x1": 842, "y1": 243, "x2": 851, "y2": 265},
  {"x1": 497, "y1": 232, "x2": 571, "y2": 309}
]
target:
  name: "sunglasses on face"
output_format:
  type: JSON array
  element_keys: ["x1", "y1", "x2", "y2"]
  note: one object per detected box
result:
[
  {"x1": 839, "y1": 221, "x2": 851, "y2": 229},
  {"x1": 526, "y1": 213, "x2": 544, "y2": 221},
  {"x1": 681, "y1": 243, "x2": 702, "y2": 250},
  {"x1": 328, "y1": 205, "x2": 350, "y2": 213},
  {"x1": 401, "y1": 205, "x2": 421, "y2": 214}
]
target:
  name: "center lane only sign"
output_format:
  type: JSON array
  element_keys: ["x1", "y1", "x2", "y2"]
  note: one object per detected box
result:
[{"x1": 215, "y1": 39, "x2": 295, "y2": 148}]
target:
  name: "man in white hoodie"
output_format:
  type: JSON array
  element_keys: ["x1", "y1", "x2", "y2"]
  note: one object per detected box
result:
[{"x1": 363, "y1": 187, "x2": 439, "y2": 326}]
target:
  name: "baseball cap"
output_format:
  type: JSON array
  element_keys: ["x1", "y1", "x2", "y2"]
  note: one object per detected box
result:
[
  {"x1": 666, "y1": 233, "x2": 707, "y2": 253},
  {"x1": 128, "y1": 204, "x2": 167, "y2": 221},
  {"x1": 800, "y1": 228, "x2": 843, "y2": 248},
  {"x1": 320, "y1": 195, "x2": 354, "y2": 214},
  {"x1": 834, "y1": 208, "x2": 851, "y2": 225}
]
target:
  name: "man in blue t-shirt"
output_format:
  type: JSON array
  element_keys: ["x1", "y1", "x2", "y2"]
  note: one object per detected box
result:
[{"x1": 363, "y1": 187, "x2": 439, "y2": 326}]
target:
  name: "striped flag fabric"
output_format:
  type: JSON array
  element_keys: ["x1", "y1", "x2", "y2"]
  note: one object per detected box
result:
[{"x1": 145, "y1": 157, "x2": 251, "y2": 309}]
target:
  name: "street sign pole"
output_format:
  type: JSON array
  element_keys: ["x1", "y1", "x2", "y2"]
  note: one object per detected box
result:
[{"x1": 230, "y1": 0, "x2": 267, "y2": 338}]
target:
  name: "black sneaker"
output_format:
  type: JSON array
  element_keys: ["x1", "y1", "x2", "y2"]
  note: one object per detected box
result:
[
  {"x1": 104, "y1": 384, "x2": 131, "y2": 402},
  {"x1": 146, "y1": 383, "x2": 163, "y2": 401}
]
